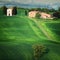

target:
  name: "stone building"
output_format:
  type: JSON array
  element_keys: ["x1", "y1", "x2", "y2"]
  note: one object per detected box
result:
[
  {"x1": 7, "y1": 9, "x2": 13, "y2": 16},
  {"x1": 28, "y1": 11, "x2": 52, "y2": 19}
]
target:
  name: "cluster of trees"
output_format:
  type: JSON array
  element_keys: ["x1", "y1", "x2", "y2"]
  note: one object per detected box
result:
[
  {"x1": 2, "y1": 6, "x2": 17, "y2": 15},
  {"x1": 53, "y1": 7, "x2": 60, "y2": 18},
  {"x1": 53, "y1": 11, "x2": 60, "y2": 18}
]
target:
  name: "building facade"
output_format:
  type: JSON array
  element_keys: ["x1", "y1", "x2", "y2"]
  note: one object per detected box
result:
[
  {"x1": 28, "y1": 11, "x2": 52, "y2": 19},
  {"x1": 7, "y1": 9, "x2": 13, "y2": 16}
]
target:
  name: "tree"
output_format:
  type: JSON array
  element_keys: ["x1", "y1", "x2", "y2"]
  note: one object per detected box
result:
[
  {"x1": 12, "y1": 7, "x2": 17, "y2": 15},
  {"x1": 32, "y1": 44, "x2": 48, "y2": 60},
  {"x1": 37, "y1": 8, "x2": 42, "y2": 11},
  {"x1": 49, "y1": 8, "x2": 56, "y2": 12},
  {"x1": 58, "y1": 7, "x2": 60, "y2": 11},
  {"x1": 53, "y1": 11, "x2": 60, "y2": 18},
  {"x1": 35, "y1": 12, "x2": 40, "y2": 19},
  {"x1": 2, "y1": 6, "x2": 7, "y2": 15},
  {"x1": 25, "y1": 10, "x2": 28, "y2": 16},
  {"x1": 41, "y1": 8, "x2": 49, "y2": 13}
]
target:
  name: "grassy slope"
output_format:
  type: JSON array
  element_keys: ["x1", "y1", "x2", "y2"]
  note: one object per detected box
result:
[
  {"x1": 39, "y1": 19, "x2": 60, "y2": 41},
  {"x1": 44, "y1": 22, "x2": 60, "y2": 41},
  {"x1": 0, "y1": 9, "x2": 60, "y2": 60},
  {"x1": 28, "y1": 17, "x2": 60, "y2": 42}
]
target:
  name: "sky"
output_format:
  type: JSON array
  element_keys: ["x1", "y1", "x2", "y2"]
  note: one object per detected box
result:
[
  {"x1": 0, "y1": 0, "x2": 60, "y2": 4},
  {"x1": 0, "y1": 0, "x2": 60, "y2": 9}
]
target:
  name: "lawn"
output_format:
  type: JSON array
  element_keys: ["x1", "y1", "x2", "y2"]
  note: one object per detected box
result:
[{"x1": 0, "y1": 8, "x2": 60, "y2": 60}]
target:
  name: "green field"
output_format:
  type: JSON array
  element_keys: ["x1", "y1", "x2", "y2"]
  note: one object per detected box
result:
[{"x1": 0, "y1": 9, "x2": 60, "y2": 60}]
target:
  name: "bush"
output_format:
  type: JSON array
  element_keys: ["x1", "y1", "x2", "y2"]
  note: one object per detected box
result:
[
  {"x1": 32, "y1": 44, "x2": 49, "y2": 60},
  {"x1": 35, "y1": 12, "x2": 40, "y2": 19}
]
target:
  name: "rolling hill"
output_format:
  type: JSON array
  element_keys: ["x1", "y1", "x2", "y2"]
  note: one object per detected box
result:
[{"x1": 0, "y1": 9, "x2": 60, "y2": 60}]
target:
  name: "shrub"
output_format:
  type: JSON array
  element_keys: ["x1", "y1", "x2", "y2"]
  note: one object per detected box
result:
[
  {"x1": 33, "y1": 45, "x2": 49, "y2": 60},
  {"x1": 32, "y1": 44, "x2": 49, "y2": 60},
  {"x1": 35, "y1": 12, "x2": 40, "y2": 19}
]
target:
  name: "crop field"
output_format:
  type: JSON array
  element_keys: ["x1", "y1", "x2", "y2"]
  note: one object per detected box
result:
[{"x1": 0, "y1": 9, "x2": 60, "y2": 60}]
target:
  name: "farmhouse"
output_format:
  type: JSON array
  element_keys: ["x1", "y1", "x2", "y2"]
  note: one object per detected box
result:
[
  {"x1": 3, "y1": 6, "x2": 17, "y2": 16},
  {"x1": 40, "y1": 12, "x2": 52, "y2": 19},
  {"x1": 28, "y1": 11, "x2": 39, "y2": 18},
  {"x1": 7, "y1": 8, "x2": 13, "y2": 16},
  {"x1": 7, "y1": 7, "x2": 17, "y2": 16},
  {"x1": 28, "y1": 11, "x2": 52, "y2": 19}
]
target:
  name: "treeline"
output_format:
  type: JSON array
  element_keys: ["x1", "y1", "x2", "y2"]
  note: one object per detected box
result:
[
  {"x1": 18, "y1": 7, "x2": 60, "y2": 18},
  {"x1": 1, "y1": 6, "x2": 60, "y2": 13},
  {"x1": 0, "y1": 6, "x2": 60, "y2": 18}
]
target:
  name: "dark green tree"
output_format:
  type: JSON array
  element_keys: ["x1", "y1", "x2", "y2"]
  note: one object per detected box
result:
[
  {"x1": 49, "y1": 8, "x2": 56, "y2": 12},
  {"x1": 12, "y1": 7, "x2": 17, "y2": 15},
  {"x1": 2, "y1": 6, "x2": 7, "y2": 15},
  {"x1": 41, "y1": 8, "x2": 49, "y2": 13},
  {"x1": 58, "y1": 7, "x2": 60, "y2": 11},
  {"x1": 53, "y1": 11, "x2": 60, "y2": 18},
  {"x1": 25, "y1": 10, "x2": 28, "y2": 16}
]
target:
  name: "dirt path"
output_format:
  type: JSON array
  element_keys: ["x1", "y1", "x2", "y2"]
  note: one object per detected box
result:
[
  {"x1": 28, "y1": 18, "x2": 54, "y2": 40},
  {"x1": 27, "y1": 18, "x2": 47, "y2": 40}
]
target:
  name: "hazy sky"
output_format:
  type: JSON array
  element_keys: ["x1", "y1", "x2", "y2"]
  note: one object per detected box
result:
[{"x1": 0, "y1": 0, "x2": 60, "y2": 4}]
